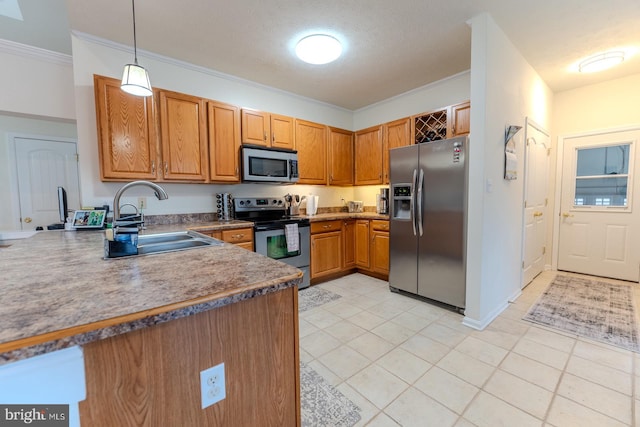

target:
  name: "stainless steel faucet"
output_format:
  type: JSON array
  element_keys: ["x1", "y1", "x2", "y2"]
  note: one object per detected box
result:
[{"x1": 112, "y1": 181, "x2": 168, "y2": 228}]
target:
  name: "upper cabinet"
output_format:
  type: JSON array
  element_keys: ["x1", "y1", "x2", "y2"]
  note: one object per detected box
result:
[
  {"x1": 354, "y1": 125, "x2": 383, "y2": 185},
  {"x1": 382, "y1": 117, "x2": 411, "y2": 184},
  {"x1": 241, "y1": 109, "x2": 294, "y2": 150},
  {"x1": 296, "y1": 119, "x2": 327, "y2": 185},
  {"x1": 158, "y1": 90, "x2": 208, "y2": 181},
  {"x1": 328, "y1": 127, "x2": 354, "y2": 186},
  {"x1": 450, "y1": 101, "x2": 470, "y2": 137},
  {"x1": 208, "y1": 101, "x2": 241, "y2": 183},
  {"x1": 412, "y1": 101, "x2": 471, "y2": 144},
  {"x1": 94, "y1": 75, "x2": 158, "y2": 181}
]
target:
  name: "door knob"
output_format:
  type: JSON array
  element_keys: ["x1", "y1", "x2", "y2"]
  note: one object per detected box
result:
[
  {"x1": 24, "y1": 217, "x2": 32, "y2": 223},
  {"x1": 533, "y1": 212, "x2": 543, "y2": 217},
  {"x1": 562, "y1": 213, "x2": 574, "y2": 218}
]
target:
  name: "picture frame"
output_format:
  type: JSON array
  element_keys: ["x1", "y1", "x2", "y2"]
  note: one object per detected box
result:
[{"x1": 72, "y1": 209, "x2": 106, "y2": 229}]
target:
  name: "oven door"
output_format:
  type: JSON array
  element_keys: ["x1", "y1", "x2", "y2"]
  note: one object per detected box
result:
[{"x1": 254, "y1": 225, "x2": 310, "y2": 289}]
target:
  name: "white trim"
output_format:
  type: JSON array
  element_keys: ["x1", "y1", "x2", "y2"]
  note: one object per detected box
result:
[
  {"x1": 0, "y1": 38, "x2": 72, "y2": 65},
  {"x1": 462, "y1": 300, "x2": 509, "y2": 330},
  {"x1": 72, "y1": 31, "x2": 352, "y2": 113},
  {"x1": 353, "y1": 69, "x2": 471, "y2": 114},
  {"x1": 7, "y1": 133, "x2": 79, "y2": 231},
  {"x1": 552, "y1": 123, "x2": 640, "y2": 271}
]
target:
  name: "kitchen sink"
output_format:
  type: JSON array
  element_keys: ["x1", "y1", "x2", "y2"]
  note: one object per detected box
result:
[{"x1": 106, "y1": 230, "x2": 223, "y2": 258}]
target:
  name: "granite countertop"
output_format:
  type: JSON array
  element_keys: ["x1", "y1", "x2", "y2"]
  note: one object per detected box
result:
[{"x1": 0, "y1": 225, "x2": 302, "y2": 364}]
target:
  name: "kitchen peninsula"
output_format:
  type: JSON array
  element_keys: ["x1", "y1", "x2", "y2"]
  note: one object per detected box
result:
[{"x1": 0, "y1": 227, "x2": 303, "y2": 426}]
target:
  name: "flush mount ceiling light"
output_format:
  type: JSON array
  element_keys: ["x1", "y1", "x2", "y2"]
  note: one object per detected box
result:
[
  {"x1": 121, "y1": 0, "x2": 152, "y2": 97},
  {"x1": 295, "y1": 34, "x2": 342, "y2": 65},
  {"x1": 579, "y1": 51, "x2": 625, "y2": 73}
]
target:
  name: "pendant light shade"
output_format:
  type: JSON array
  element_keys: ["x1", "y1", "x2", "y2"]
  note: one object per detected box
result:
[
  {"x1": 121, "y1": 63, "x2": 152, "y2": 96},
  {"x1": 121, "y1": 0, "x2": 152, "y2": 97}
]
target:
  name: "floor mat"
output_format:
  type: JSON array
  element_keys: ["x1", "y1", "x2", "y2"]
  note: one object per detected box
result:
[{"x1": 523, "y1": 274, "x2": 640, "y2": 352}]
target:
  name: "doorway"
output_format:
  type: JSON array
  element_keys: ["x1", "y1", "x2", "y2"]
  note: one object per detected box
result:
[
  {"x1": 9, "y1": 135, "x2": 80, "y2": 230},
  {"x1": 521, "y1": 119, "x2": 550, "y2": 287},
  {"x1": 555, "y1": 128, "x2": 640, "y2": 282}
]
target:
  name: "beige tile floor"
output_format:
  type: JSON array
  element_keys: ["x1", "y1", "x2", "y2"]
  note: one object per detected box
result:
[{"x1": 299, "y1": 271, "x2": 640, "y2": 427}]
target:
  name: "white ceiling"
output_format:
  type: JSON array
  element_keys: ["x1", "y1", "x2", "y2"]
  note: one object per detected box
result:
[{"x1": 2, "y1": 0, "x2": 640, "y2": 110}]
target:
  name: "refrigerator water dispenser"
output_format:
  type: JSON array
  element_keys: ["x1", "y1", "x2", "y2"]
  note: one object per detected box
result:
[{"x1": 392, "y1": 184, "x2": 412, "y2": 220}]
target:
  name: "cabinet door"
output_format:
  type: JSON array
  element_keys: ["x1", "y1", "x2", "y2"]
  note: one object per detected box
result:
[
  {"x1": 354, "y1": 125, "x2": 383, "y2": 185},
  {"x1": 271, "y1": 114, "x2": 295, "y2": 150},
  {"x1": 371, "y1": 231, "x2": 389, "y2": 275},
  {"x1": 355, "y1": 220, "x2": 370, "y2": 269},
  {"x1": 158, "y1": 90, "x2": 208, "y2": 181},
  {"x1": 311, "y1": 231, "x2": 342, "y2": 278},
  {"x1": 208, "y1": 101, "x2": 241, "y2": 182},
  {"x1": 328, "y1": 127, "x2": 354, "y2": 186},
  {"x1": 342, "y1": 220, "x2": 355, "y2": 270},
  {"x1": 94, "y1": 75, "x2": 158, "y2": 181},
  {"x1": 296, "y1": 119, "x2": 327, "y2": 185},
  {"x1": 451, "y1": 101, "x2": 471, "y2": 137},
  {"x1": 383, "y1": 117, "x2": 411, "y2": 184},
  {"x1": 241, "y1": 109, "x2": 269, "y2": 146}
]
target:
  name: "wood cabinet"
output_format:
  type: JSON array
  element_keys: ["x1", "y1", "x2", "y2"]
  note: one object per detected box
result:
[
  {"x1": 342, "y1": 219, "x2": 355, "y2": 270},
  {"x1": 382, "y1": 117, "x2": 411, "y2": 184},
  {"x1": 94, "y1": 75, "x2": 158, "y2": 181},
  {"x1": 158, "y1": 90, "x2": 208, "y2": 181},
  {"x1": 355, "y1": 220, "x2": 370, "y2": 269},
  {"x1": 221, "y1": 227, "x2": 254, "y2": 251},
  {"x1": 197, "y1": 227, "x2": 254, "y2": 251},
  {"x1": 328, "y1": 127, "x2": 354, "y2": 186},
  {"x1": 208, "y1": 101, "x2": 241, "y2": 182},
  {"x1": 295, "y1": 119, "x2": 327, "y2": 185},
  {"x1": 80, "y1": 287, "x2": 300, "y2": 426},
  {"x1": 354, "y1": 125, "x2": 383, "y2": 185},
  {"x1": 450, "y1": 101, "x2": 471, "y2": 137},
  {"x1": 310, "y1": 220, "x2": 343, "y2": 279},
  {"x1": 241, "y1": 109, "x2": 294, "y2": 150},
  {"x1": 370, "y1": 220, "x2": 390, "y2": 275}
]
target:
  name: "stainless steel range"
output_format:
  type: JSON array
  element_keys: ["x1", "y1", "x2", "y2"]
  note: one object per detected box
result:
[{"x1": 234, "y1": 197, "x2": 310, "y2": 289}]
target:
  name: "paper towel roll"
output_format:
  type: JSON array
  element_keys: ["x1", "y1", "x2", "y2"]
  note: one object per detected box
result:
[
  {"x1": 505, "y1": 151, "x2": 517, "y2": 180},
  {"x1": 307, "y1": 194, "x2": 319, "y2": 215}
]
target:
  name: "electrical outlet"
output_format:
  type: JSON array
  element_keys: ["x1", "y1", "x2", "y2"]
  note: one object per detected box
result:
[
  {"x1": 200, "y1": 363, "x2": 226, "y2": 409},
  {"x1": 138, "y1": 197, "x2": 147, "y2": 210}
]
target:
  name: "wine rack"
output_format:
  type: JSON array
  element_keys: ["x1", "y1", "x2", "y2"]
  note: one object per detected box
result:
[{"x1": 414, "y1": 108, "x2": 448, "y2": 143}]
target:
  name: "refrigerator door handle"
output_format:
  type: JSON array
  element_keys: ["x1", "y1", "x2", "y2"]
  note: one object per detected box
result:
[
  {"x1": 417, "y1": 168, "x2": 424, "y2": 237},
  {"x1": 410, "y1": 169, "x2": 417, "y2": 236}
]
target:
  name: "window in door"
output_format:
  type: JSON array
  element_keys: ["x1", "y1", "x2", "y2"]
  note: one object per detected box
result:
[{"x1": 574, "y1": 143, "x2": 631, "y2": 208}]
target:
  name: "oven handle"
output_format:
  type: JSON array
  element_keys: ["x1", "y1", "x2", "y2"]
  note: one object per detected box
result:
[{"x1": 254, "y1": 224, "x2": 310, "y2": 232}]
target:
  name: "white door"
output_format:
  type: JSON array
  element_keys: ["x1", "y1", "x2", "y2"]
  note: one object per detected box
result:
[
  {"x1": 557, "y1": 129, "x2": 640, "y2": 282},
  {"x1": 14, "y1": 137, "x2": 80, "y2": 230},
  {"x1": 522, "y1": 120, "x2": 550, "y2": 287}
]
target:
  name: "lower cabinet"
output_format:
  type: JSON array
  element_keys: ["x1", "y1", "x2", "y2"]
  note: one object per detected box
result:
[
  {"x1": 342, "y1": 219, "x2": 355, "y2": 270},
  {"x1": 310, "y1": 218, "x2": 389, "y2": 284},
  {"x1": 370, "y1": 220, "x2": 390, "y2": 275},
  {"x1": 197, "y1": 227, "x2": 254, "y2": 251}
]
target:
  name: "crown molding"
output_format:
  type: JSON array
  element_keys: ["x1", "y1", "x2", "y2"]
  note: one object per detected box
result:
[{"x1": 0, "y1": 38, "x2": 72, "y2": 65}]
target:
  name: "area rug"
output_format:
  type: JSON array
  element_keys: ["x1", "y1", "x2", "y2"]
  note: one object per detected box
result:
[
  {"x1": 298, "y1": 287, "x2": 342, "y2": 312},
  {"x1": 300, "y1": 362, "x2": 361, "y2": 427},
  {"x1": 523, "y1": 275, "x2": 640, "y2": 352}
]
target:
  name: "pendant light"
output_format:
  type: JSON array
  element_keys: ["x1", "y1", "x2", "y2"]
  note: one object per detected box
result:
[{"x1": 121, "y1": 0, "x2": 152, "y2": 97}]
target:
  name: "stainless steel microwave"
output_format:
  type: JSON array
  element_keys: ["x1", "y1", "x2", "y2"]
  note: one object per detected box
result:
[{"x1": 242, "y1": 145, "x2": 299, "y2": 183}]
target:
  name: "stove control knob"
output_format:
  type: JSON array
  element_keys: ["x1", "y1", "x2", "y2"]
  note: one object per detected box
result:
[
  {"x1": 272, "y1": 199, "x2": 277, "y2": 205},
  {"x1": 239, "y1": 200, "x2": 245, "y2": 205},
  {"x1": 246, "y1": 200, "x2": 251, "y2": 205},
  {"x1": 277, "y1": 200, "x2": 283, "y2": 205}
]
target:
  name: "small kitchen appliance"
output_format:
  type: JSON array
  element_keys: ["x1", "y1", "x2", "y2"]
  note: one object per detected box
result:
[
  {"x1": 379, "y1": 188, "x2": 389, "y2": 214},
  {"x1": 234, "y1": 197, "x2": 310, "y2": 289},
  {"x1": 347, "y1": 200, "x2": 363, "y2": 213}
]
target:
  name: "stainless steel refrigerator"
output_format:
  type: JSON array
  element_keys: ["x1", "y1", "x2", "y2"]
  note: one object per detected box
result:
[{"x1": 389, "y1": 136, "x2": 467, "y2": 309}]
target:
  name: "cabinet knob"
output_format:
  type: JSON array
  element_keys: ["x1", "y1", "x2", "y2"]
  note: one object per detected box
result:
[
  {"x1": 272, "y1": 132, "x2": 275, "y2": 143},
  {"x1": 164, "y1": 162, "x2": 168, "y2": 174},
  {"x1": 151, "y1": 160, "x2": 156, "y2": 174},
  {"x1": 264, "y1": 131, "x2": 267, "y2": 141}
]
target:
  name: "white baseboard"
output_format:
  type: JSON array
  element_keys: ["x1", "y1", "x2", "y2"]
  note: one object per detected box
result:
[{"x1": 462, "y1": 300, "x2": 509, "y2": 330}]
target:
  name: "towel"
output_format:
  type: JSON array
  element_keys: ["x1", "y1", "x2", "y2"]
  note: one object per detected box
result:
[{"x1": 285, "y1": 223, "x2": 299, "y2": 252}]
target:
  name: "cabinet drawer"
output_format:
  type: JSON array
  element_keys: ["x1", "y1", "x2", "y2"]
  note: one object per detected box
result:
[
  {"x1": 310, "y1": 220, "x2": 342, "y2": 234},
  {"x1": 371, "y1": 220, "x2": 389, "y2": 232},
  {"x1": 221, "y1": 228, "x2": 253, "y2": 243}
]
